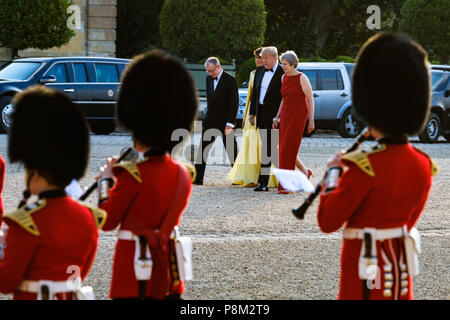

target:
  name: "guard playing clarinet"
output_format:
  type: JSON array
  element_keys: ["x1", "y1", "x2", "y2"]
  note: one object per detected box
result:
[
  {"x1": 0, "y1": 86, "x2": 105, "y2": 300},
  {"x1": 317, "y1": 33, "x2": 439, "y2": 300},
  {"x1": 96, "y1": 50, "x2": 197, "y2": 300}
]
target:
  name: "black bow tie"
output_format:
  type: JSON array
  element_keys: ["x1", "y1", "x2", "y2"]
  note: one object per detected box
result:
[
  {"x1": 212, "y1": 77, "x2": 218, "y2": 80},
  {"x1": 265, "y1": 68, "x2": 273, "y2": 72}
]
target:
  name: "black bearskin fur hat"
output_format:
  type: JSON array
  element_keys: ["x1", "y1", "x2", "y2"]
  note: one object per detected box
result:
[
  {"x1": 8, "y1": 86, "x2": 90, "y2": 188},
  {"x1": 116, "y1": 49, "x2": 198, "y2": 151},
  {"x1": 352, "y1": 33, "x2": 430, "y2": 136}
]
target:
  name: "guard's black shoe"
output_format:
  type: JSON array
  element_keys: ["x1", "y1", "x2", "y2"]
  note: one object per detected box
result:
[
  {"x1": 254, "y1": 184, "x2": 269, "y2": 191},
  {"x1": 194, "y1": 179, "x2": 203, "y2": 185}
]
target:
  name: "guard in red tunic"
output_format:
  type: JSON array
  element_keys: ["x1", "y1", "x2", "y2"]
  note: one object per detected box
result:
[
  {"x1": 0, "y1": 86, "x2": 105, "y2": 300},
  {"x1": 96, "y1": 50, "x2": 197, "y2": 300},
  {"x1": 317, "y1": 33, "x2": 439, "y2": 300}
]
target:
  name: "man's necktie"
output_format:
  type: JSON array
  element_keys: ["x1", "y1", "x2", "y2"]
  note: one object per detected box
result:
[{"x1": 265, "y1": 68, "x2": 273, "y2": 72}]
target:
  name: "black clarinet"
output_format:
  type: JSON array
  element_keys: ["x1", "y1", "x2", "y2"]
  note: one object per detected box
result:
[
  {"x1": 79, "y1": 147, "x2": 134, "y2": 201},
  {"x1": 292, "y1": 128, "x2": 370, "y2": 220}
]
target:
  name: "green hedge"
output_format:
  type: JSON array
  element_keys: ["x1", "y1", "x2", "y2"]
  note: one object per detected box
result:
[
  {"x1": 0, "y1": 0, "x2": 75, "y2": 58},
  {"x1": 160, "y1": 0, "x2": 266, "y2": 63}
]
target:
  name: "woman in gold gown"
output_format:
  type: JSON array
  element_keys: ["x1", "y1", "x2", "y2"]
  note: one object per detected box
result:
[{"x1": 227, "y1": 48, "x2": 277, "y2": 187}]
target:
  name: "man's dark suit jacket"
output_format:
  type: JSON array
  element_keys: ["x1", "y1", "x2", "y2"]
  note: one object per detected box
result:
[
  {"x1": 204, "y1": 71, "x2": 239, "y2": 130},
  {"x1": 250, "y1": 65, "x2": 284, "y2": 129}
]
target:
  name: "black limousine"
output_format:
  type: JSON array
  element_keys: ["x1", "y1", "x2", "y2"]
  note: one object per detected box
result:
[{"x1": 0, "y1": 56, "x2": 130, "y2": 134}]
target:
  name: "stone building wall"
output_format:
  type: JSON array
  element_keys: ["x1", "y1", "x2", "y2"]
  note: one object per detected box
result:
[{"x1": 0, "y1": 0, "x2": 117, "y2": 61}]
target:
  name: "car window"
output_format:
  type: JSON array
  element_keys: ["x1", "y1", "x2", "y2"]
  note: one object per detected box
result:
[
  {"x1": 118, "y1": 64, "x2": 128, "y2": 78},
  {"x1": 431, "y1": 71, "x2": 449, "y2": 92},
  {"x1": 73, "y1": 63, "x2": 88, "y2": 82},
  {"x1": 47, "y1": 64, "x2": 68, "y2": 83},
  {"x1": 299, "y1": 70, "x2": 318, "y2": 90},
  {"x1": 95, "y1": 63, "x2": 119, "y2": 83},
  {"x1": 320, "y1": 69, "x2": 341, "y2": 90},
  {"x1": 336, "y1": 70, "x2": 344, "y2": 90},
  {"x1": 0, "y1": 62, "x2": 42, "y2": 80},
  {"x1": 344, "y1": 64, "x2": 354, "y2": 83}
]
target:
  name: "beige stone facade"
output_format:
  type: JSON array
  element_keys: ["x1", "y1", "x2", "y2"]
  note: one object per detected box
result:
[{"x1": 0, "y1": 0, "x2": 117, "y2": 61}]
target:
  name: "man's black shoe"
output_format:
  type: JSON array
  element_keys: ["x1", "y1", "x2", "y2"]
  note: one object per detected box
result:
[
  {"x1": 254, "y1": 184, "x2": 269, "y2": 191},
  {"x1": 194, "y1": 180, "x2": 203, "y2": 186}
]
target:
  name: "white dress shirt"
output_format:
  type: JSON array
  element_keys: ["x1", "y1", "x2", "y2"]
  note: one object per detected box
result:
[
  {"x1": 259, "y1": 63, "x2": 279, "y2": 105},
  {"x1": 213, "y1": 69, "x2": 223, "y2": 91}
]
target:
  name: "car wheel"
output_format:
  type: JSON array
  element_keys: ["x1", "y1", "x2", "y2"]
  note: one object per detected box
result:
[
  {"x1": 418, "y1": 112, "x2": 441, "y2": 143},
  {"x1": 90, "y1": 120, "x2": 116, "y2": 135},
  {"x1": 337, "y1": 108, "x2": 363, "y2": 138},
  {"x1": 0, "y1": 96, "x2": 14, "y2": 133}
]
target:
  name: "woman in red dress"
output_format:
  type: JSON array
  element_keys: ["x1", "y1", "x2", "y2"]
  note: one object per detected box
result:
[{"x1": 273, "y1": 51, "x2": 315, "y2": 194}]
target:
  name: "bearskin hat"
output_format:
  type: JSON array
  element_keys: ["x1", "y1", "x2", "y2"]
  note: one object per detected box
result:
[
  {"x1": 116, "y1": 49, "x2": 198, "y2": 151},
  {"x1": 8, "y1": 86, "x2": 90, "y2": 188},
  {"x1": 352, "y1": 33, "x2": 430, "y2": 136}
]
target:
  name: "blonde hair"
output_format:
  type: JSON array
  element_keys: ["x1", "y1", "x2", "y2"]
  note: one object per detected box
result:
[{"x1": 261, "y1": 46, "x2": 278, "y2": 58}]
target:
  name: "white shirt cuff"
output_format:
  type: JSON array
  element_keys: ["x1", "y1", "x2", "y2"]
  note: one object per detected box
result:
[{"x1": 226, "y1": 123, "x2": 234, "y2": 128}]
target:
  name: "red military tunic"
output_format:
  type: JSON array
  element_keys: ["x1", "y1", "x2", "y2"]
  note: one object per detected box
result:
[
  {"x1": 0, "y1": 154, "x2": 5, "y2": 222},
  {"x1": 317, "y1": 138, "x2": 438, "y2": 300},
  {"x1": 0, "y1": 190, "x2": 105, "y2": 300},
  {"x1": 99, "y1": 152, "x2": 193, "y2": 299}
]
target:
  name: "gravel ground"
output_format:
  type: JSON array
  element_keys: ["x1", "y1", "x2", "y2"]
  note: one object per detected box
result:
[{"x1": 0, "y1": 126, "x2": 448, "y2": 300}]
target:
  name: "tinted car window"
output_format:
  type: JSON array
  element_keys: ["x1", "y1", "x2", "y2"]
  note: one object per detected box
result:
[
  {"x1": 344, "y1": 64, "x2": 354, "y2": 83},
  {"x1": 431, "y1": 71, "x2": 449, "y2": 92},
  {"x1": 95, "y1": 63, "x2": 119, "y2": 83},
  {"x1": 74, "y1": 63, "x2": 88, "y2": 82},
  {"x1": 321, "y1": 69, "x2": 341, "y2": 90},
  {"x1": 0, "y1": 62, "x2": 41, "y2": 80},
  {"x1": 47, "y1": 64, "x2": 68, "y2": 83},
  {"x1": 300, "y1": 70, "x2": 318, "y2": 90}
]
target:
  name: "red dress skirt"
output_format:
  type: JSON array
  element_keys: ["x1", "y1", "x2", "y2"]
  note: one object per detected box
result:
[{"x1": 278, "y1": 73, "x2": 308, "y2": 191}]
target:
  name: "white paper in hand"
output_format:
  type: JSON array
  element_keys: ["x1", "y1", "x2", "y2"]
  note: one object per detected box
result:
[
  {"x1": 271, "y1": 168, "x2": 315, "y2": 193},
  {"x1": 65, "y1": 179, "x2": 84, "y2": 199}
]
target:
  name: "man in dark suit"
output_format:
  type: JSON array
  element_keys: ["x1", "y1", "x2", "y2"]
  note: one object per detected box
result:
[
  {"x1": 248, "y1": 46, "x2": 283, "y2": 191},
  {"x1": 194, "y1": 57, "x2": 239, "y2": 185}
]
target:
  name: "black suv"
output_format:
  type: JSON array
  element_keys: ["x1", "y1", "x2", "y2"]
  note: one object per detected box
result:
[
  {"x1": 0, "y1": 56, "x2": 130, "y2": 134},
  {"x1": 419, "y1": 66, "x2": 450, "y2": 143}
]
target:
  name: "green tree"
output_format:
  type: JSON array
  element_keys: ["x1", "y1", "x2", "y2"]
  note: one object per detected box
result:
[
  {"x1": 160, "y1": 0, "x2": 266, "y2": 63},
  {"x1": 0, "y1": 0, "x2": 75, "y2": 58},
  {"x1": 264, "y1": 0, "x2": 405, "y2": 59},
  {"x1": 117, "y1": 0, "x2": 164, "y2": 58},
  {"x1": 264, "y1": 0, "x2": 316, "y2": 57},
  {"x1": 399, "y1": 0, "x2": 450, "y2": 64}
]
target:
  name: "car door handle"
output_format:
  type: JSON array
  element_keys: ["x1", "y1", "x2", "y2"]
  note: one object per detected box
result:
[
  {"x1": 341, "y1": 92, "x2": 348, "y2": 97},
  {"x1": 64, "y1": 89, "x2": 75, "y2": 93},
  {"x1": 313, "y1": 93, "x2": 319, "y2": 97}
]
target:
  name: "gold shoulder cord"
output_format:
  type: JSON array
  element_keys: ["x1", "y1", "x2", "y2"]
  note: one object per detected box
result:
[
  {"x1": 4, "y1": 200, "x2": 47, "y2": 236},
  {"x1": 113, "y1": 161, "x2": 142, "y2": 183},
  {"x1": 82, "y1": 205, "x2": 107, "y2": 229},
  {"x1": 342, "y1": 143, "x2": 386, "y2": 177}
]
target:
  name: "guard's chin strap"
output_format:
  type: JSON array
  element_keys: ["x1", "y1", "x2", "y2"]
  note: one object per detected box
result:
[{"x1": 18, "y1": 170, "x2": 34, "y2": 208}]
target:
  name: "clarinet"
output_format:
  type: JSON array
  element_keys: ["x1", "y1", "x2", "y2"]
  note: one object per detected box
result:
[
  {"x1": 292, "y1": 127, "x2": 370, "y2": 220},
  {"x1": 78, "y1": 147, "x2": 134, "y2": 201}
]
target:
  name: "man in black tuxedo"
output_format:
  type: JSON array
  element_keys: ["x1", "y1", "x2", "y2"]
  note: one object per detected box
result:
[
  {"x1": 248, "y1": 46, "x2": 283, "y2": 191},
  {"x1": 194, "y1": 57, "x2": 239, "y2": 185}
]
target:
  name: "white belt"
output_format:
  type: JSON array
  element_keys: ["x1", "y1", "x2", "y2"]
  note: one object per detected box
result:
[
  {"x1": 343, "y1": 227, "x2": 404, "y2": 241},
  {"x1": 118, "y1": 230, "x2": 140, "y2": 241},
  {"x1": 18, "y1": 278, "x2": 81, "y2": 293}
]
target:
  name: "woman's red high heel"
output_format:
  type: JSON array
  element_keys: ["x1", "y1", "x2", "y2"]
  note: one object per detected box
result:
[{"x1": 306, "y1": 169, "x2": 314, "y2": 179}]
